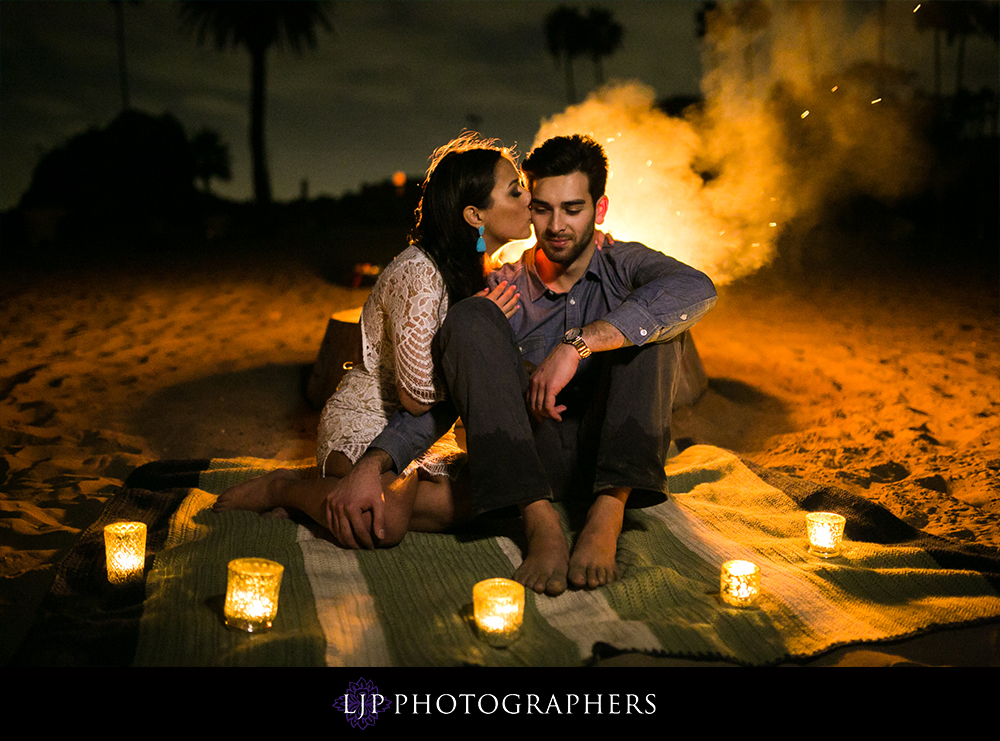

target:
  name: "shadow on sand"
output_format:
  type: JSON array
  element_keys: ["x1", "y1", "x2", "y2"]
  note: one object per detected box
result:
[{"x1": 131, "y1": 363, "x2": 319, "y2": 461}]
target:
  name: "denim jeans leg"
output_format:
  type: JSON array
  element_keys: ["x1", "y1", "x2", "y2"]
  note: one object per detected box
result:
[
  {"x1": 436, "y1": 297, "x2": 553, "y2": 515},
  {"x1": 586, "y1": 331, "x2": 687, "y2": 501}
]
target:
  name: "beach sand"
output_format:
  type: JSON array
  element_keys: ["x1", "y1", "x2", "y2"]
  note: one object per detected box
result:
[{"x1": 1, "y1": 248, "x2": 997, "y2": 664}]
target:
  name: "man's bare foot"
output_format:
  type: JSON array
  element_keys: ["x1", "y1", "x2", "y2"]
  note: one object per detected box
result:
[
  {"x1": 513, "y1": 499, "x2": 570, "y2": 596},
  {"x1": 568, "y1": 490, "x2": 628, "y2": 589},
  {"x1": 213, "y1": 469, "x2": 300, "y2": 513}
]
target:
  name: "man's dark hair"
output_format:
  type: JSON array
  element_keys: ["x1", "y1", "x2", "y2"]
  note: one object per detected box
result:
[{"x1": 522, "y1": 134, "x2": 608, "y2": 205}]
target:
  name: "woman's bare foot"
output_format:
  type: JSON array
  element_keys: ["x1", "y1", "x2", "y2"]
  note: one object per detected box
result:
[
  {"x1": 567, "y1": 490, "x2": 628, "y2": 589},
  {"x1": 213, "y1": 469, "x2": 301, "y2": 513},
  {"x1": 513, "y1": 499, "x2": 570, "y2": 596}
]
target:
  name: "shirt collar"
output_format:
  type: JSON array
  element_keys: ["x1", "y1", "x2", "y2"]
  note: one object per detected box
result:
[{"x1": 523, "y1": 243, "x2": 606, "y2": 302}]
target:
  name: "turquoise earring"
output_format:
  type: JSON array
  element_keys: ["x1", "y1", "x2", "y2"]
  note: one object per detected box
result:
[{"x1": 476, "y1": 225, "x2": 486, "y2": 253}]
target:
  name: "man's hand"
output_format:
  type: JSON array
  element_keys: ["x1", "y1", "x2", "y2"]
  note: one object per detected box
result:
[
  {"x1": 324, "y1": 451, "x2": 391, "y2": 549},
  {"x1": 527, "y1": 343, "x2": 580, "y2": 421},
  {"x1": 476, "y1": 280, "x2": 520, "y2": 319}
]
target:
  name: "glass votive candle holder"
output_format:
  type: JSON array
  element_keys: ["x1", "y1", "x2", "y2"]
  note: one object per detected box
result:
[
  {"x1": 104, "y1": 522, "x2": 147, "y2": 584},
  {"x1": 720, "y1": 560, "x2": 761, "y2": 608},
  {"x1": 224, "y1": 558, "x2": 284, "y2": 633},
  {"x1": 473, "y1": 578, "x2": 525, "y2": 647},
  {"x1": 806, "y1": 512, "x2": 847, "y2": 557}
]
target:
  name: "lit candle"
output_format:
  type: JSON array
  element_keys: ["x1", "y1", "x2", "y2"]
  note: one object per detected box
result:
[
  {"x1": 224, "y1": 558, "x2": 284, "y2": 633},
  {"x1": 473, "y1": 578, "x2": 525, "y2": 647},
  {"x1": 806, "y1": 512, "x2": 846, "y2": 557},
  {"x1": 720, "y1": 560, "x2": 761, "y2": 608},
  {"x1": 104, "y1": 522, "x2": 146, "y2": 584}
]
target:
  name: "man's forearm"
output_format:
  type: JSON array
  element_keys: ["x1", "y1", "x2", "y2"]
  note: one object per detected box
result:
[
  {"x1": 580, "y1": 319, "x2": 631, "y2": 352},
  {"x1": 366, "y1": 400, "x2": 460, "y2": 474},
  {"x1": 353, "y1": 448, "x2": 396, "y2": 475}
]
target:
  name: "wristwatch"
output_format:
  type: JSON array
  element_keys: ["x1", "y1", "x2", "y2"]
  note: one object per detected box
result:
[{"x1": 562, "y1": 327, "x2": 592, "y2": 358}]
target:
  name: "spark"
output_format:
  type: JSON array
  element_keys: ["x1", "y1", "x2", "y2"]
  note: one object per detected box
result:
[
  {"x1": 646, "y1": 160, "x2": 652, "y2": 167},
  {"x1": 637, "y1": 177, "x2": 644, "y2": 184},
  {"x1": 769, "y1": 222, "x2": 777, "y2": 228},
  {"x1": 871, "y1": 98, "x2": 882, "y2": 104},
  {"x1": 676, "y1": 211, "x2": 681, "y2": 216},
  {"x1": 606, "y1": 137, "x2": 616, "y2": 144},
  {"x1": 719, "y1": 230, "x2": 726, "y2": 236},
  {"x1": 751, "y1": 243, "x2": 760, "y2": 247},
  {"x1": 913, "y1": 4, "x2": 921, "y2": 12},
  {"x1": 801, "y1": 110, "x2": 810, "y2": 119},
  {"x1": 831, "y1": 85, "x2": 839, "y2": 92}
]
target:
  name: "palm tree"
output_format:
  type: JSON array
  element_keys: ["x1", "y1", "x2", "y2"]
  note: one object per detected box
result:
[
  {"x1": 177, "y1": 1, "x2": 333, "y2": 207},
  {"x1": 545, "y1": 5, "x2": 588, "y2": 104},
  {"x1": 732, "y1": 0, "x2": 771, "y2": 85},
  {"x1": 190, "y1": 128, "x2": 232, "y2": 194},
  {"x1": 110, "y1": 1, "x2": 141, "y2": 111},
  {"x1": 586, "y1": 7, "x2": 624, "y2": 87}
]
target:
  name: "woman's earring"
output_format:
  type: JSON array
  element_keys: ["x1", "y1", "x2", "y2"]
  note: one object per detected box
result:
[{"x1": 476, "y1": 225, "x2": 486, "y2": 253}]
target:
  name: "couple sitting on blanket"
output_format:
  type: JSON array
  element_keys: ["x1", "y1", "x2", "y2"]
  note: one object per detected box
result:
[{"x1": 216, "y1": 132, "x2": 717, "y2": 597}]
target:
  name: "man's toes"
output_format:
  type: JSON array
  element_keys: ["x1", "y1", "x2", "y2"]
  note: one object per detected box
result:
[{"x1": 545, "y1": 573, "x2": 567, "y2": 596}]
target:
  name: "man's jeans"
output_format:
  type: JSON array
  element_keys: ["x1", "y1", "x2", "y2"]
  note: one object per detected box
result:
[{"x1": 437, "y1": 297, "x2": 684, "y2": 515}]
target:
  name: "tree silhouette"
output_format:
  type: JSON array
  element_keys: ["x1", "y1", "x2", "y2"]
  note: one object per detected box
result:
[
  {"x1": 177, "y1": 1, "x2": 333, "y2": 207},
  {"x1": 110, "y1": 1, "x2": 141, "y2": 111},
  {"x1": 545, "y1": 5, "x2": 588, "y2": 104},
  {"x1": 914, "y1": 1, "x2": 998, "y2": 97},
  {"x1": 586, "y1": 7, "x2": 623, "y2": 86},
  {"x1": 190, "y1": 129, "x2": 232, "y2": 194}
]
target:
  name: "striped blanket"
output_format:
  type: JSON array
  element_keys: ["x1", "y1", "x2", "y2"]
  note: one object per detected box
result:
[{"x1": 16, "y1": 446, "x2": 1000, "y2": 666}]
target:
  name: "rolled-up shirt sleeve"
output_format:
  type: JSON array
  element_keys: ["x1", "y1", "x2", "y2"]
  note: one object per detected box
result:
[
  {"x1": 599, "y1": 245, "x2": 717, "y2": 346},
  {"x1": 366, "y1": 400, "x2": 459, "y2": 474}
]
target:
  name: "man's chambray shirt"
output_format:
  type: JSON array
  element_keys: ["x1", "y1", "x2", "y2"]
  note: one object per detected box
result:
[{"x1": 369, "y1": 240, "x2": 718, "y2": 473}]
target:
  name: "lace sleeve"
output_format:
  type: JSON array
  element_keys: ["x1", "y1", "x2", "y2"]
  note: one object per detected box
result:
[{"x1": 385, "y1": 252, "x2": 448, "y2": 405}]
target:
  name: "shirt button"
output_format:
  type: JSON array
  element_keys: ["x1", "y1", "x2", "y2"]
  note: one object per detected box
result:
[
  {"x1": 569, "y1": 298, "x2": 576, "y2": 305},
  {"x1": 681, "y1": 314, "x2": 688, "y2": 320},
  {"x1": 640, "y1": 328, "x2": 647, "y2": 336}
]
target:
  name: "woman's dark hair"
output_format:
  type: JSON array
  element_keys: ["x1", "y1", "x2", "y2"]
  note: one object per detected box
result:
[{"x1": 410, "y1": 132, "x2": 517, "y2": 302}]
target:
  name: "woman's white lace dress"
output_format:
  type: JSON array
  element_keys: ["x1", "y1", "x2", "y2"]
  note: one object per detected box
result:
[{"x1": 317, "y1": 245, "x2": 463, "y2": 478}]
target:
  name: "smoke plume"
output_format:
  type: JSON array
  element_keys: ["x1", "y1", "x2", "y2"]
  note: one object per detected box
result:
[{"x1": 503, "y1": 1, "x2": 931, "y2": 284}]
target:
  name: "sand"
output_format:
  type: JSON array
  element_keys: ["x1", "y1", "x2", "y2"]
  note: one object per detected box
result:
[{"x1": 1, "y1": 249, "x2": 997, "y2": 663}]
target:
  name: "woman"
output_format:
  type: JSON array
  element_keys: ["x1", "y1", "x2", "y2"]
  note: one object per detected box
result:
[{"x1": 214, "y1": 133, "x2": 531, "y2": 546}]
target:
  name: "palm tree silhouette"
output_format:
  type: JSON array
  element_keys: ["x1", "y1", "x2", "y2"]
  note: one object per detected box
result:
[
  {"x1": 110, "y1": 1, "x2": 141, "y2": 112},
  {"x1": 545, "y1": 5, "x2": 588, "y2": 104},
  {"x1": 585, "y1": 7, "x2": 623, "y2": 87},
  {"x1": 178, "y1": 1, "x2": 333, "y2": 207}
]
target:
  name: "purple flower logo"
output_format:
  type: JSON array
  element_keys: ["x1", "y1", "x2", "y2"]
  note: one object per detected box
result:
[{"x1": 333, "y1": 677, "x2": 392, "y2": 729}]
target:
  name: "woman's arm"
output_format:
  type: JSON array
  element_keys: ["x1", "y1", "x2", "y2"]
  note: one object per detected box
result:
[
  {"x1": 396, "y1": 382, "x2": 433, "y2": 416},
  {"x1": 388, "y1": 253, "x2": 449, "y2": 412}
]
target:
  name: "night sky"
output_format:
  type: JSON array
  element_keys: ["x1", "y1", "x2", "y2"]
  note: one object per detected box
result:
[
  {"x1": 0, "y1": 0, "x2": 706, "y2": 210},
  {"x1": 2, "y1": 1, "x2": 997, "y2": 212}
]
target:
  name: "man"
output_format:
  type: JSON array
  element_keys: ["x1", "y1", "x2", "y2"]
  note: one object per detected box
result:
[{"x1": 333, "y1": 134, "x2": 717, "y2": 596}]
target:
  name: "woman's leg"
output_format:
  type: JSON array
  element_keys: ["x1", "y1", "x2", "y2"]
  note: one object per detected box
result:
[
  {"x1": 407, "y1": 468, "x2": 473, "y2": 533},
  {"x1": 215, "y1": 452, "x2": 472, "y2": 547}
]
